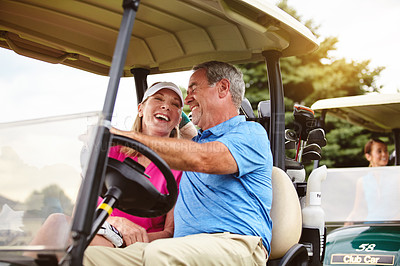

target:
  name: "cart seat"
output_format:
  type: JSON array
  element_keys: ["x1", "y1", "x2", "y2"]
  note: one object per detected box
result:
[{"x1": 268, "y1": 167, "x2": 304, "y2": 261}]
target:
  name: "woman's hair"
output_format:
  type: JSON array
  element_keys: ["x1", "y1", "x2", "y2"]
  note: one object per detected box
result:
[
  {"x1": 192, "y1": 61, "x2": 245, "y2": 110},
  {"x1": 364, "y1": 138, "x2": 386, "y2": 154},
  {"x1": 120, "y1": 98, "x2": 181, "y2": 157}
]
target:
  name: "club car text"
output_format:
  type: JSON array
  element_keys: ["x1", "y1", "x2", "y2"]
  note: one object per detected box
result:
[{"x1": 331, "y1": 254, "x2": 395, "y2": 265}]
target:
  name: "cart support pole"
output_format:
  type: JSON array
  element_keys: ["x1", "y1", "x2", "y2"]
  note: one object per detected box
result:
[
  {"x1": 263, "y1": 50, "x2": 285, "y2": 170},
  {"x1": 393, "y1": 128, "x2": 400, "y2": 166},
  {"x1": 131, "y1": 68, "x2": 150, "y2": 103},
  {"x1": 69, "y1": 1, "x2": 140, "y2": 265}
]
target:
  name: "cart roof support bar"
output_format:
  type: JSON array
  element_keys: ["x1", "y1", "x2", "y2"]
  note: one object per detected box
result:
[
  {"x1": 263, "y1": 50, "x2": 285, "y2": 170},
  {"x1": 69, "y1": 1, "x2": 140, "y2": 265},
  {"x1": 393, "y1": 128, "x2": 400, "y2": 166},
  {"x1": 132, "y1": 68, "x2": 150, "y2": 104}
]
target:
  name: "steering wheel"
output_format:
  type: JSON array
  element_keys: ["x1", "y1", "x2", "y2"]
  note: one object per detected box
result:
[{"x1": 101, "y1": 134, "x2": 178, "y2": 218}]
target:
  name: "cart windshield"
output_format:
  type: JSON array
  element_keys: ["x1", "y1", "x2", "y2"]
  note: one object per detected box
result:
[
  {"x1": 322, "y1": 166, "x2": 400, "y2": 226},
  {"x1": 0, "y1": 112, "x2": 99, "y2": 254}
]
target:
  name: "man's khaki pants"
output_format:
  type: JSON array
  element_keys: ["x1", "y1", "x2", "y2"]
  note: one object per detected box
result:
[{"x1": 84, "y1": 232, "x2": 267, "y2": 265}]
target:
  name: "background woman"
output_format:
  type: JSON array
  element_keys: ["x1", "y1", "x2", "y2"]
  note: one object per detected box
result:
[{"x1": 344, "y1": 139, "x2": 398, "y2": 224}]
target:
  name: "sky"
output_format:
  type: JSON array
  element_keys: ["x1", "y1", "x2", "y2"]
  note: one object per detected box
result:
[
  {"x1": 1, "y1": 0, "x2": 400, "y2": 125},
  {"x1": 284, "y1": 0, "x2": 400, "y2": 93}
]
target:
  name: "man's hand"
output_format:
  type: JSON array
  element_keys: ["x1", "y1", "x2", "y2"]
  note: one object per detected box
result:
[{"x1": 108, "y1": 216, "x2": 149, "y2": 245}]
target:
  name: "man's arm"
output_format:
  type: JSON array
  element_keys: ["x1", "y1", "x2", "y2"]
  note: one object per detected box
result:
[{"x1": 110, "y1": 128, "x2": 237, "y2": 175}]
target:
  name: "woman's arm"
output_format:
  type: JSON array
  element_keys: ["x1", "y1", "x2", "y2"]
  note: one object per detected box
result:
[
  {"x1": 148, "y1": 207, "x2": 175, "y2": 242},
  {"x1": 345, "y1": 178, "x2": 367, "y2": 225}
]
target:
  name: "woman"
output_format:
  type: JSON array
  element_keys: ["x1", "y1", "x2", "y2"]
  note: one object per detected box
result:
[
  {"x1": 93, "y1": 81, "x2": 185, "y2": 247},
  {"x1": 364, "y1": 138, "x2": 389, "y2": 167},
  {"x1": 29, "y1": 82, "x2": 193, "y2": 250},
  {"x1": 345, "y1": 139, "x2": 393, "y2": 224}
]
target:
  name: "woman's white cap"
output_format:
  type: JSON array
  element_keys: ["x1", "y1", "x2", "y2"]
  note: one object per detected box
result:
[{"x1": 142, "y1": 82, "x2": 184, "y2": 107}]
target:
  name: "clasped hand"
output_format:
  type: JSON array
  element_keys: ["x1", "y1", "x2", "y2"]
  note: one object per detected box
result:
[{"x1": 107, "y1": 216, "x2": 149, "y2": 246}]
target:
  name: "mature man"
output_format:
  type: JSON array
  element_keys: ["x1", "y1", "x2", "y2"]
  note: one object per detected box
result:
[{"x1": 84, "y1": 61, "x2": 273, "y2": 265}]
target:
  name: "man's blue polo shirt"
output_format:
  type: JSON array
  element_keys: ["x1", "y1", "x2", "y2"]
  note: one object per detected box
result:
[{"x1": 174, "y1": 115, "x2": 273, "y2": 252}]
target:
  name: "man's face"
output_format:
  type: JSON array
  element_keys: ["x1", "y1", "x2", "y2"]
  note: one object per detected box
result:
[{"x1": 185, "y1": 69, "x2": 217, "y2": 130}]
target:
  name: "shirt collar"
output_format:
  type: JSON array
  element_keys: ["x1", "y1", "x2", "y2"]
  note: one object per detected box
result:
[{"x1": 197, "y1": 115, "x2": 245, "y2": 138}]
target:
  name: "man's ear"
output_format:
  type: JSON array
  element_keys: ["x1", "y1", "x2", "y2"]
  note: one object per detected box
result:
[{"x1": 217, "y1": 78, "x2": 230, "y2": 98}]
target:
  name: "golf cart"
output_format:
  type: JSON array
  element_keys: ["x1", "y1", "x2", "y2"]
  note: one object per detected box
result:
[
  {"x1": 311, "y1": 94, "x2": 400, "y2": 265},
  {"x1": 0, "y1": 0, "x2": 322, "y2": 265}
]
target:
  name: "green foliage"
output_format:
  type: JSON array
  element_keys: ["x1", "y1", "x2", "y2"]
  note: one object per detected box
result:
[
  {"x1": 318, "y1": 115, "x2": 395, "y2": 168},
  {"x1": 237, "y1": 0, "x2": 389, "y2": 168},
  {"x1": 239, "y1": 40, "x2": 384, "y2": 108},
  {"x1": 241, "y1": 62, "x2": 270, "y2": 110},
  {"x1": 180, "y1": 86, "x2": 191, "y2": 114},
  {"x1": 319, "y1": 116, "x2": 368, "y2": 167},
  {"x1": 239, "y1": 0, "x2": 384, "y2": 106}
]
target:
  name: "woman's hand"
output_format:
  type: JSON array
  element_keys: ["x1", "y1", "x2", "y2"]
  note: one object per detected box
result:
[{"x1": 107, "y1": 216, "x2": 149, "y2": 246}]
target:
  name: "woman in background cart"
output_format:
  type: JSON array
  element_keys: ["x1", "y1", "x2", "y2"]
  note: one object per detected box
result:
[{"x1": 345, "y1": 139, "x2": 400, "y2": 224}]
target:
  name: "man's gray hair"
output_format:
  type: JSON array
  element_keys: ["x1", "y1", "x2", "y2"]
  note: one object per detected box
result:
[{"x1": 193, "y1": 61, "x2": 245, "y2": 110}]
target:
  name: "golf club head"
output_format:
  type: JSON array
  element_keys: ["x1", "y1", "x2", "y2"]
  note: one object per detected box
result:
[
  {"x1": 285, "y1": 129, "x2": 298, "y2": 142},
  {"x1": 302, "y1": 150, "x2": 321, "y2": 162},
  {"x1": 307, "y1": 128, "x2": 327, "y2": 147},
  {"x1": 285, "y1": 140, "x2": 296, "y2": 150},
  {"x1": 293, "y1": 104, "x2": 316, "y2": 140},
  {"x1": 303, "y1": 143, "x2": 322, "y2": 155}
]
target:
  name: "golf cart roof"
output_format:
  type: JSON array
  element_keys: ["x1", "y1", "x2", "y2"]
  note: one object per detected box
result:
[
  {"x1": 311, "y1": 93, "x2": 400, "y2": 133},
  {"x1": 0, "y1": 0, "x2": 318, "y2": 76}
]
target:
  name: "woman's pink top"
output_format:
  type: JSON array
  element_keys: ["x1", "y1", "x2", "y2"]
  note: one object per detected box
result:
[{"x1": 98, "y1": 145, "x2": 182, "y2": 233}]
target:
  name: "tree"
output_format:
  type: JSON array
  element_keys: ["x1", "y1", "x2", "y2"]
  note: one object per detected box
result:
[
  {"x1": 318, "y1": 115, "x2": 394, "y2": 168},
  {"x1": 239, "y1": 0, "x2": 384, "y2": 106},
  {"x1": 237, "y1": 0, "x2": 388, "y2": 169}
]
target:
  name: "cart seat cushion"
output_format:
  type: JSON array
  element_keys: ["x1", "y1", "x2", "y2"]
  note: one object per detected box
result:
[{"x1": 269, "y1": 167, "x2": 302, "y2": 259}]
